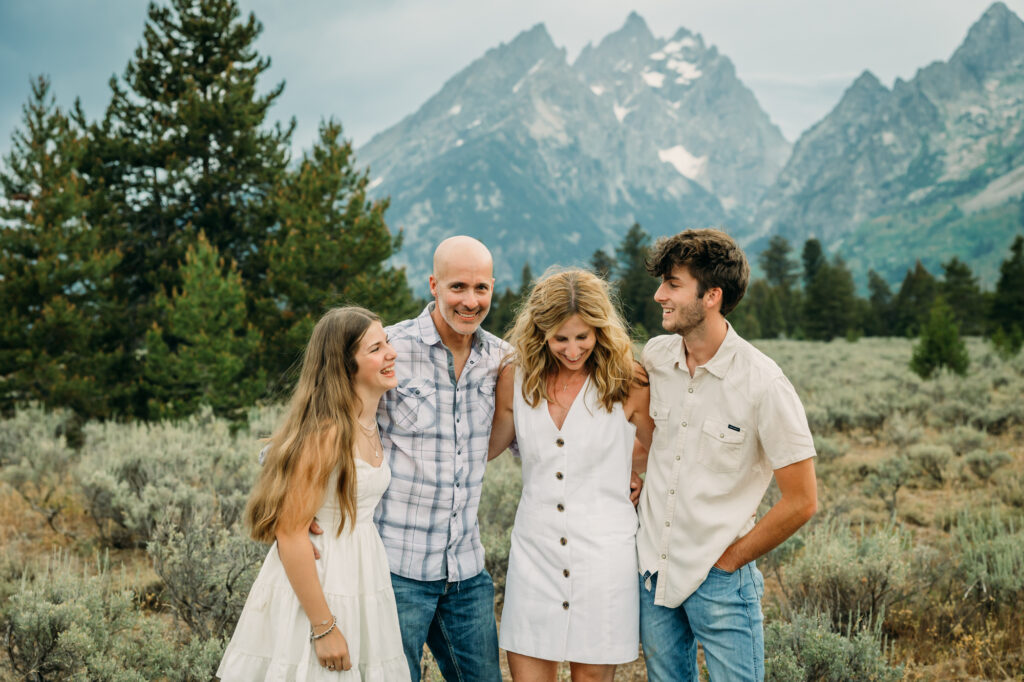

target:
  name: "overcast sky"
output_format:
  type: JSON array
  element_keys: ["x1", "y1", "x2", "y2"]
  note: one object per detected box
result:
[{"x1": 2, "y1": 0, "x2": 1021, "y2": 162}]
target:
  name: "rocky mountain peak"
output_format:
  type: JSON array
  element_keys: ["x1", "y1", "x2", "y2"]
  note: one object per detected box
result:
[
  {"x1": 950, "y1": 1, "x2": 1024, "y2": 78},
  {"x1": 574, "y1": 12, "x2": 659, "y2": 71},
  {"x1": 620, "y1": 11, "x2": 655, "y2": 41},
  {"x1": 832, "y1": 70, "x2": 889, "y2": 112},
  {"x1": 503, "y1": 22, "x2": 560, "y2": 63}
]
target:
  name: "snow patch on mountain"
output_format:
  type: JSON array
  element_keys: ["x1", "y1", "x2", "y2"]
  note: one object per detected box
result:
[
  {"x1": 667, "y1": 59, "x2": 702, "y2": 83},
  {"x1": 448, "y1": 104, "x2": 462, "y2": 116},
  {"x1": 642, "y1": 71, "x2": 665, "y2": 88},
  {"x1": 659, "y1": 145, "x2": 707, "y2": 180},
  {"x1": 613, "y1": 103, "x2": 633, "y2": 122}
]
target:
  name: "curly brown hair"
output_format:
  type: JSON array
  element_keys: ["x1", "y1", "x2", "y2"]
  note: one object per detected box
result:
[{"x1": 646, "y1": 228, "x2": 750, "y2": 316}]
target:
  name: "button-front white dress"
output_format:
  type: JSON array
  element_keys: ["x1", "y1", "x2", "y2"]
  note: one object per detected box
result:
[
  {"x1": 217, "y1": 459, "x2": 410, "y2": 681},
  {"x1": 499, "y1": 371, "x2": 640, "y2": 664}
]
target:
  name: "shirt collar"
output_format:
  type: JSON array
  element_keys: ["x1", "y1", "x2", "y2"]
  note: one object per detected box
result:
[
  {"x1": 416, "y1": 302, "x2": 482, "y2": 353},
  {"x1": 675, "y1": 322, "x2": 740, "y2": 379},
  {"x1": 415, "y1": 303, "x2": 442, "y2": 346}
]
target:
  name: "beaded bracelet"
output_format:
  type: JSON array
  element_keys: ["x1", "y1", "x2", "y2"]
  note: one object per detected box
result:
[{"x1": 310, "y1": 615, "x2": 337, "y2": 641}]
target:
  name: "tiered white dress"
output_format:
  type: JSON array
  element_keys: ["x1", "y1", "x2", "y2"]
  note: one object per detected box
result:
[
  {"x1": 217, "y1": 459, "x2": 410, "y2": 681},
  {"x1": 499, "y1": 372, "x2": 640, "y2": 664}
]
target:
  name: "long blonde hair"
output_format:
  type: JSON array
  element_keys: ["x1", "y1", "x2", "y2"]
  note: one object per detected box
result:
[
  {"x1": 246, "y1": 306, "x2": 380, "y2": 543},
  {"x1": 507, "y1": 268, "x2": 636, "y2": 412}
]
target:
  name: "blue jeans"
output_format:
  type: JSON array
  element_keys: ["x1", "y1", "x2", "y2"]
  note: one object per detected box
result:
[
  {"x1": 639, "y1": 564, "x2": 765, "y2": 682},
  {"x1": 390, "y1": 569, "x2": 501, "y2": 682}
]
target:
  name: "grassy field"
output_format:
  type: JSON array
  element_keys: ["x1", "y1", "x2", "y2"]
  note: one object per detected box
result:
[{"x1": 1, "y1": 337, "x2": 1022, "y2": 680}]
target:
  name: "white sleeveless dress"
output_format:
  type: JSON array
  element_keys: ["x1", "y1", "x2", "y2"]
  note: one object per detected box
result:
[
  {"x1": 499, "y1": 372, "x2": 640, "y2": 664},
  {"x1": 217, "y1": 459, "x2": 410, "y2": 681}
]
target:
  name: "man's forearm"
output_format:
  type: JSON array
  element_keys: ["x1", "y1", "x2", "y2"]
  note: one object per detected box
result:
[{"x1": 714, "y1": 458, "x2": 817, "y2": 572}]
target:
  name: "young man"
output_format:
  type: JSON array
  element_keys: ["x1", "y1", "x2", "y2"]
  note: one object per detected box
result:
[
  {"x1": 637, "y1": 229, "x2": 817, "y2": 682},
  {"x1": 375, "y1": 236, "x2": 504, "y2": 681}
]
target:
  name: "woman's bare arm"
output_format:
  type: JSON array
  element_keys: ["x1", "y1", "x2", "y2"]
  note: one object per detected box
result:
[{"x1": 487, "y1": 363, "x2": 517, "y2": 461}]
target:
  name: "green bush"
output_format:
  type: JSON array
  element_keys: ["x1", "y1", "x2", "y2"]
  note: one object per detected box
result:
[
  {"x1": 76, "y1": 408, "x2": 260, "y2": 548},
  {"x1": 880, "y1": 412, "x2": 923, "y2": 449},
  {"x1": 942, "y1": 425, "x2": 987, "y2": 456},
  {"x1": 994, "y1": 469, "x2": 1024, "y2": 508},
  {"x1": 783, "y1": 517, "x2": 912, "y2": 631},
  {"x1": 863, "y1": 455, "x2": 911, "y2": 518},
  {"x1": 951, "y1": 508, "x2": 1024, "y2": 612},
  {"x1": 765, "y1": 611, "x2": 903, "y2": 682},
  {"x1": 910, "y1": 298, "x2": 969, "y2": 379},
  {"x1": 0, "y1": 406, "x2": 80, "y2": 535},
  {"x1": 478, "y1": 453, "x2": 522, "y2": 594},
  {"x1": 147, "y1": 495, "x2": 265, "y2": 640},
  {"x1": 812, "y1": 434, "x2": 848, "y2": 462},
  {"x1": 0, "y1": 551, "x2": 222, "y2": 681},
  {"x1": 962, "y1": 449, "x2": 1012, "y2": 481},
  {"x1": 906, "y1": 443, "x2": 953, "y2": 487}
]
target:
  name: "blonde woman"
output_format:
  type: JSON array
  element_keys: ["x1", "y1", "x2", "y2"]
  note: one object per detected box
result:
[
  {"x1": 488, "y1": 269, "x2": 654, "y2": 682},
  {"x1": 218, "y1": 307, "x2": 410, "y2": 681}
]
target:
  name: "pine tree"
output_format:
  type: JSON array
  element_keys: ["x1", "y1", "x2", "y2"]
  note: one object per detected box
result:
[
  {"x1": 760, "y1": 235, "x2": 799, "y2": 291},
  {"x1": 143, "y1": 233, "x2": 263, "y2": 420},
  {"x1": 614, "y1": 224, "x2": 662, "y2": 338},
  {"x1": 910, "y1": 298, "x2": 969, "y2": 379},
  {"x1": 84, "y1": 0, "x2": 292, "y2": 360},
  {"x1": 758, "y1": 235, "x2": 800, "y2": 336},
  {"x1": 939, "y1": 257, "x2": 985, "y2": 336},
  {"x1": 0, "y1": 77, "x2": 121, "y2": 417},
  {"x1": 485, "y1": 263, "x2": 532, "y2": 337},
  {"x1": 802, "y1": 255, "x2": 857, "y2": 341},
  {"x1": 989, "y1": 235, "x2": 1024, "y2": 354},
  {"x1": 590, "y1": 249, "x2": 615, "y2": 281},
  {"x1": 893, "y1": 261, "x2": 937, "y2": 336},
  {"x1": 865, "y1": 269, "x2": 894, "y2": 336},
  {"x1": 801, "y1": 238, "x2": 826, "y2": 290},
  {"x1": 261, "y1": 120, "x2": 418, "y2": 379},
  {"x1": 748, "y1": 280, "x2": 785, "y2": 339}
]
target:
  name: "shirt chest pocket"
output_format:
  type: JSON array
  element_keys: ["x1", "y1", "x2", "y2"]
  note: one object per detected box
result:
[
  {"x1": 699, "y1": 418, "x2": 747, "y2": 473},
  {"x1": 475, "y1": 380, "x2": 496, "y2": 426},
  {"x1": 393, "y1": 379, "x2": 437, "y2": 433}
]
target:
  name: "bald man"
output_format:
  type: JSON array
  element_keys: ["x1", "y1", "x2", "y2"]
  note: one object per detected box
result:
[{"x1": 374, "y1": 236, "x2": 504, "y2": 681}]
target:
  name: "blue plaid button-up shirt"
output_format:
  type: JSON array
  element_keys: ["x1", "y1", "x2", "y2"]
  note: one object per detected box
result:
[{"x1": 374, "y1": 304, "x2": 507, "y2": 582}]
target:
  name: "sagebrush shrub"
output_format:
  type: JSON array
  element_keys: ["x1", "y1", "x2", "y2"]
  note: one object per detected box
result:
[
  {"x1": 942, "y1": 425, "x2": 987, "y2": 456},
  {"x1": 0, "y1": 551, "x2": 222, "y2": 681},
  {"x1": 148, "y1": 494, "x2": 265, "y2": 640},
  {"x1": 906, "y1": 443, "x2": 953, "y2": 487},
  {"x1": 76, "y1": 408, "x2": 261, "y2": 547},
  {"x1": 881, "y1": 412, "x2": 923, "y2": 449},
  {"x1": 783, "y1": 517, "x2": 913, "y2": 630},
  {"x1": 478, "y1": 453, "x2": 523, "y2": 593},
  {"x1": 994, "y1": 469, "x2": 1024, "y2": 508},
  {"x1": 812, "y1": 434, "x2": 848, "y2": 462},
  {"x1": 765, "y1": 611, "x2": 903, "y2": 682},
  {"x1": 0, "y1": 406, "x2": 80, "y2": 535},
  {"x1": 963, "y1": 449, "x2": 1012, "y2": 482},
  {"x1": 952, "y1": 509, "x2": 1024, "y2": 611},
  {"x1": 864, "y1": 455, "x2": 911, "y2": 518}
]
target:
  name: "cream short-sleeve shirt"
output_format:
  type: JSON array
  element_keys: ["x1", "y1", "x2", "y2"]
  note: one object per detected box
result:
[{"x1": 637, "y1": 325, "x2": 816, "y2": 608}]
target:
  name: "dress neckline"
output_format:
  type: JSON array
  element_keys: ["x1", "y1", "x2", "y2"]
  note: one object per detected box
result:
[
  {"x1": 355, "y1": 457, "x2": 385, "y2": 470},
  {"x1": 545, "y1": 374, "x2": 590, "y2": 433}
]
